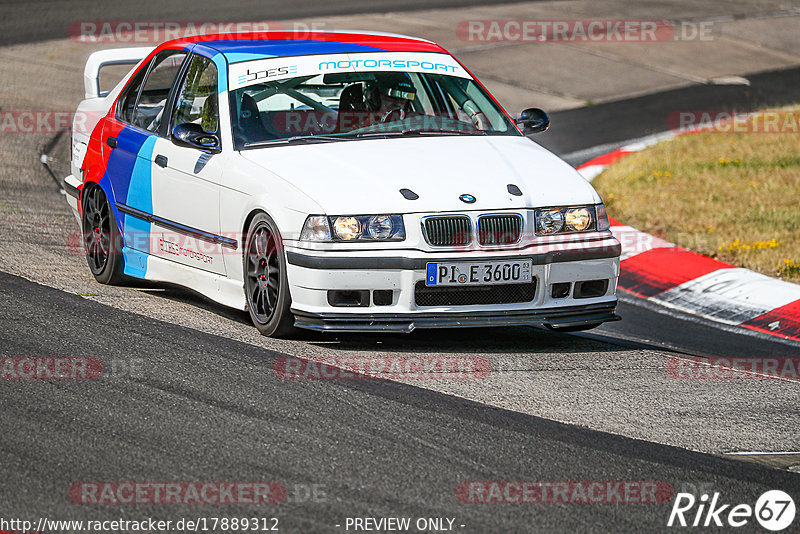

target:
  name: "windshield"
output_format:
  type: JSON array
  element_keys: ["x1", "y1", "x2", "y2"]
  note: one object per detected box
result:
[{"x1": 229, "y1": 69, "x2": 520, "y2": 149}]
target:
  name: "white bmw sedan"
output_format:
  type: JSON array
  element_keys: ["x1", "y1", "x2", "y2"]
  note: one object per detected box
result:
[{"x1": 66, "y1": 31, "x2": 621, "y2": 336}]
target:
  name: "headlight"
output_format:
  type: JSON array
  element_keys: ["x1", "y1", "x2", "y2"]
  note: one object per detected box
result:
[
  {"x1": 332, "y1": 216, "x2": 361, "y2": 241},
  {"x1": 300, "y1": 215, "x2": 405, "y2": 241},
  {"x1": 535, "y1": 206, "x2": 598, "y2": 235},
  {"x1": 536, "y1": 208, "x2": 564, "y2": 234},
  {"x1": 367, "y1": 215, "x2": 395, "y2": 239},
  {"x1": 565, "y1": 207, "x2": 592, "y2": 231}
]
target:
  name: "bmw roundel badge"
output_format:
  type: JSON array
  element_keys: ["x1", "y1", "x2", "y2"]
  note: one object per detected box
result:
[{"x1": 459, "y1": 194, "x2": 476, "y2": 204}]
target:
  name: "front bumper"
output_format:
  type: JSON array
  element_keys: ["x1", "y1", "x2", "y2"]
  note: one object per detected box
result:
[{"x1": 285, "y1": 234, "x2": 621, "y2": 333}]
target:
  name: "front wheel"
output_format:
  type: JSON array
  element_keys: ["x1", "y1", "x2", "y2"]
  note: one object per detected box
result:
[{"x1": 243, "y1": 213, "x2": 296, "y2": 337}]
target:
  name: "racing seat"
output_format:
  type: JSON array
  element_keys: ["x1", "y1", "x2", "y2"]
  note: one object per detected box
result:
[
  {"x1": 236, "y1": 93, "x2": 268, "y2": 144},
  {"x1": 337, "y1": 83, "x2": 368, "y2": 132}
]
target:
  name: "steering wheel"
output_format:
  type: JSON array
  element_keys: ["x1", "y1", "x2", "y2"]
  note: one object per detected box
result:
[{"x1": 379, "y1": 108, "x2": 406, "y2": 123}]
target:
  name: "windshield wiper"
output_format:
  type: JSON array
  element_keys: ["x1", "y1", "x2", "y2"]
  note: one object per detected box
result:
[
  {"x1": 356, "y1": 129, "x2": 487, "y2": 138},
  {"x1": 414, "y1": 129, "x2": 487, "y2": 136},
  {"x1": 243, "y1": 129, "x2": 486, "y2": 148},
  {"x1": 243, "y1": 135, "x2": 351, "y2": 148},
  {"x1": 285, "y1": 135, "x2": 352, "y2": 143}
]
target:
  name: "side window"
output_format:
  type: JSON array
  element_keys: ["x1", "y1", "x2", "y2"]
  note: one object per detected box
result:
[
  {"x1": 129, "y1": 51, "x2": 187, "y2": 133},
  {"x1": 117, "y1": 61, "x2": 150, "y2": 124},
  {"x1": 171, "y1": 55, "x2": 219, "y2": 135}
]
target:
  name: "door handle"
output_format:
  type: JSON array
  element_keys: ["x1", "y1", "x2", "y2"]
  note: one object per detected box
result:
[
  {"x1": 154, "y1": 155, "x2": 168, "y2": 168},
  {"x1": 106, "y1": 136, "x2": 117, "y2": 148}
]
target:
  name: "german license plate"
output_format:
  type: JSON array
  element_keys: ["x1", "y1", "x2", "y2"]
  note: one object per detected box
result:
[{"x1": 425, "y1": 259, "x2": 532, "y2": 286}]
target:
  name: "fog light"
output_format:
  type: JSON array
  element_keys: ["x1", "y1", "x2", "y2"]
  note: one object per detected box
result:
[{"x1": 552, "y1": 282, "x2": 571, "y2": 298}]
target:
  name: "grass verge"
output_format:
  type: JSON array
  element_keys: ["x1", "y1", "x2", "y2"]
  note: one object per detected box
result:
[{"x1": 592, "y1": 107, "x2": 800, "y2": 283}]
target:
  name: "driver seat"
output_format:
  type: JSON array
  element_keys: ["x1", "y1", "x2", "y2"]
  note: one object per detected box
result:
[
  {"x1": 337, "y1": 83, "x2": 368, "y2": 132},
  {"x1": 236, "y1": 93, "x2": 267, "y2": 144}
]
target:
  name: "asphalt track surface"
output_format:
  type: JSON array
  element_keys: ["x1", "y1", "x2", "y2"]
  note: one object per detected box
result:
[
  {"x1": 2, "y1": 2, "x2": 800, "y2": 533},
  {"x1": 3, "y1": 271, "x2": 800, "y2": 531},
  {"x1": 540, "y1": 65, "x2": 800, "y2": 165}
]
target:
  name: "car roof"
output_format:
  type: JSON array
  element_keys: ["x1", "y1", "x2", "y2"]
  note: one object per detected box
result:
[{"x1": 159, "y1": 30, "x2": 448, "y2": 59}]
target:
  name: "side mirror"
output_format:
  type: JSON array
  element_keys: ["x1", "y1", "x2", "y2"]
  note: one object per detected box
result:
[
  {"x1": 515, "y1": 108, "x2": 550, "y2": 134},
  {"x1": 172, "y1": 123, "x2": 221, "y2": 153}
]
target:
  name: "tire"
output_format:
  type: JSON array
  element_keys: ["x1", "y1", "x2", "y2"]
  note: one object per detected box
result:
[
  {"x1": 545, "y1": 322, "x2": 603, "y2": 333},
  {"x1": 81, "y1": 185, "x2": 126, "y2": 285},
  {"x1": 243, "y1": 212, "x2": 296, "y2": 337}
]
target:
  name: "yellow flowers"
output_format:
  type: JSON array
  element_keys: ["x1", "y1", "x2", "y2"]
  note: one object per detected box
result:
[
  {"x1": 632, "y1": 169, "x2": 672, "y2": 184},
  {"x1": 718, "y1": 157, "x2": 742, "y2": 167},
  {"x1": 778, "y1": 259, "x2": 800, "y2": 278},
  {"x1": 718, "y1": 238, "x2": 780, "y2": 253}
]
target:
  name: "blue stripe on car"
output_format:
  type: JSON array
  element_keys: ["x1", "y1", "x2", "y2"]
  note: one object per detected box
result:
[
  {"x1": 224, "y1": 52, "x2": 276, "y2": 63},
  {"x1": 201, "y1": 39, "x2": 384, "y2": 58},
  {"x1": 122, "y1": 134, "x2": 157, "y2": 260},
  {"x1": 211, "y1": 53, "x2": 228, "y2": 93},
  {"x1": 105, "y1": 126, "x2": 150, "y2": 206}
]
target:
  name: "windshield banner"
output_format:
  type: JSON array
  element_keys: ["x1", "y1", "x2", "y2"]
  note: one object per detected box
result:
[{"x1": 228, "y1": 52, "x2": 471, "y2": 91}]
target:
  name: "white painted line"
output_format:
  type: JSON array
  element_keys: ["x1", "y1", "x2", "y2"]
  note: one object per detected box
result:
[
  {"x1": 566, "y1": 131, "x2": 677, "y2": 168},
  {"x1": 620, "y1": 133, "x2": 678, "y2": 153},
  {"x1": 726, "y1": 452, "x2": 800, "y2": 456},
  {"x1": 709, "y1": 75, "x2": 750, "y2": 86}
]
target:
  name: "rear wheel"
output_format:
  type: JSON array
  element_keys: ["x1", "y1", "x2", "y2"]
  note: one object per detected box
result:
[
  {"x1": 81, "y1": 185, "x2": 126, "y2": 285},
  {"x1": 243, "y1": 213, "x2": 296, "y2": 337}
]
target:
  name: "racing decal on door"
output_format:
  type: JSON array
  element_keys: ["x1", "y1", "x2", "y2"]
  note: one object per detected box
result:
[
  {"x1": 81, "y1": 116, "x2": 160, "y2": 278},
  {"x1": 119, "y1": 134, "x2": 157, "y2": 277}
]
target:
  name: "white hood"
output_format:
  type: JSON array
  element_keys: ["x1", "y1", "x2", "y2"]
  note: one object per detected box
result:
[{"x1": 240, "y1": 135, "x2": 600, "y2": 214}]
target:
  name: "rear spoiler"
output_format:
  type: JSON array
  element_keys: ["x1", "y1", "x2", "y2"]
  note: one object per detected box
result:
[{"x1": 83, "y1": 47, "x2": 153, "y2": 100}]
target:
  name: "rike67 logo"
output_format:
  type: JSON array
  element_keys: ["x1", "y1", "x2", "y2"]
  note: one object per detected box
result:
[{"x1": 668, "y1": 490, "x2": 796, "y2": 531}]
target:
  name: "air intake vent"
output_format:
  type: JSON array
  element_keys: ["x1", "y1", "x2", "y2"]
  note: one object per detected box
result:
[
  {"x1": 478, "y1": 214, "x2": 522, "y2": 245},
  {"x1": 423, "y1": 216, "x2": 472, "y2": 246},
  {"x1": 415, "y1": 280, "x2": 537, "y2": 306}
]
